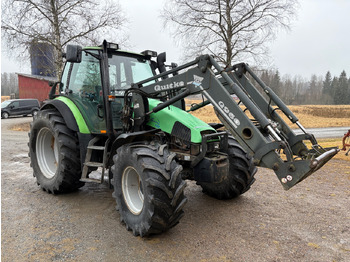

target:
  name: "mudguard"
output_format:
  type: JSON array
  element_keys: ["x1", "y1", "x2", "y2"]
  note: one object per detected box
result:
[{"x1": 41, "y1": 97, "x2": 90, "y2": 134}]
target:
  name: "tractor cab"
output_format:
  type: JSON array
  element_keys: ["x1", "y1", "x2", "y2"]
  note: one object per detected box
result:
[{"x1": 55, "y1": 43, "x2": 156, "y2": 134}]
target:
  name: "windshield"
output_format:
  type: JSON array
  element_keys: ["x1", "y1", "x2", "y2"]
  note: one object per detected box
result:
[
  {"x1": 1, "y1": 101, "x2": 12, "y2": 108},
  {"x1": 108, "y1": 53, "x2": 155, "y2": 95}
]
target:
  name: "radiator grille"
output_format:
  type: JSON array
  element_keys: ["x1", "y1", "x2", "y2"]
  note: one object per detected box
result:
[{"x1": 171, "y1": 121, "x2": 191, "y2": 143}]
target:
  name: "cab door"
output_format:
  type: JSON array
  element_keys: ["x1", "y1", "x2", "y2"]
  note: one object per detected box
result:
[{"x1": 61, "y1": 50, "x2": 106, "y2": 133}]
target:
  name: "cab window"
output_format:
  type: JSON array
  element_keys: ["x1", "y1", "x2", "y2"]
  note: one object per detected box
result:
[
  {"x1": 63, "y1": 51, "x2": 102, "y2": 96},
  {"x1": 108, "y1": 54, "x2": 154, "y2": 96}
]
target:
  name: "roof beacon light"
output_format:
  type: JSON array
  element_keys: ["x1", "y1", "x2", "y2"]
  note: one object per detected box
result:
[
  {"x1": 107, "y1": 43, "x2": 119, "y2": 50},
  {"x1": 141, "y1": 50, "x2": 157, "y2": 58}
]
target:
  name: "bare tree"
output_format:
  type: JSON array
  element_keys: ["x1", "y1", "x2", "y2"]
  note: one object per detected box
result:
[
  {"x1": 2, "y1": 0, "x2": 127, "y2": 76},
  {"x1": 162, "y1": 0, "x2": 298, "y2": 66},
  {"x1": 1, "y1": 73, "x2": 19, "y2": 96}
]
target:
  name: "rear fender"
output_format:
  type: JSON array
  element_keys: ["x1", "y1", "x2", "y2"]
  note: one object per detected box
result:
[
  {"x1": 41, "y1": 97, "x2": 90, "y2": 134},
  {"x1": 41, "y1": 97, "x2": 92, "y2": 168}
]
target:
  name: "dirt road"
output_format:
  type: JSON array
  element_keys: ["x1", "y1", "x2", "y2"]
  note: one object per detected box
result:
[{"x1": 1, "y1": 117, "x2": 350, "y2": 262}]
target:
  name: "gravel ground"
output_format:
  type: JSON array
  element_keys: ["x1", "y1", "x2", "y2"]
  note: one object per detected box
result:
[{"x1": 1, "y1": 117, "x2": 350, "y2": 262}]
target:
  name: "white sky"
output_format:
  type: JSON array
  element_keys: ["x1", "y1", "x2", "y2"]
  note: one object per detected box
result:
[{"x1": 1, "y1": 0, "x2": 349, "y2": 79}]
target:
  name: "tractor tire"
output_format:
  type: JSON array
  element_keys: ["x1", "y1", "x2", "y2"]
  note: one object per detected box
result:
[
  {"x1": 28, "y1": 109, "x2": 84, "y2": 194},
  {"x1": 111, "y1": 142, "x2": 187, "y2": 237},
  {"x1": 198, "y1": 137, "x2": 257, "y2": 199}
]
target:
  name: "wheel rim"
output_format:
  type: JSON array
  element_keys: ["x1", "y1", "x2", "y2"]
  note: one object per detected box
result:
[
  {"x1": 122, "y1": 166, "x2": 144, "y2": 215},
  {"x1": 3, "y1": 112, "x2": 9, "y2": 118},
  {"x1": 36, "y1": 127, "x2": 59, "y2": 179},
  {"x1": 33, "y1": 110, "x2": 38, "y2": 116}
]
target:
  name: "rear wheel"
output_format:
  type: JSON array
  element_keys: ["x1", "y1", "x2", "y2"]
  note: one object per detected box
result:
[
  {"x1": 111, "y1": 142, "x2": 187, "y2": 237},
  {"x1": 198, "y1": 137, "x2": 256, "y2": 199},
  {"x1": 29, "y1": 109, "x2": 84, "y2": 193},
  {"x1": 31, "y1": 109, "x2": 38, "y2": 117}
]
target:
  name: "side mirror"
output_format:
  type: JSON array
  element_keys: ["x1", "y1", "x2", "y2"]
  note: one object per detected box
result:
[
  {"x1": 66, "y1": 45, "x2": 82, "y2": 63},
  {"x1": 157, "y1": 52, "x2": 168, "y2": 79},
  {"x1": 171, "y1": 62, "x2": 178, "y2": 76}
]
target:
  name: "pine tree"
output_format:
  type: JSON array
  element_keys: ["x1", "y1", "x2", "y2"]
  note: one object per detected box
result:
[
  {"x1": 323, "y1": 71, "x2": 332, "y2": 95},
  {"x1": 335, "y1": 71, "x2": 349, "y2": 104},
  {"x1": 332, "y1": 77, "x2": 340, "y2": 104},
  {"x1": 261, "y1": 71, "x2": 270, "y2": 87},
  {"x1": 270, "y1": 70, "x2": 281, "y2": 97},
  {"x1": 322, "y1": 71, "x2": 333, "y2": 104},
  {"x1": 332, "y1": 70, "x2": 349, "y2": 105}
]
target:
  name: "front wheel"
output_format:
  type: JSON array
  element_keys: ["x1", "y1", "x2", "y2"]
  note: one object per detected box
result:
[
  {"x1": 28, "y1": 109, "x2": 84, "y2": 193},
  {"x1": 198, "y1": 137, "x2": 257, "y2": 199},
  {"x1": 2, "y1": 112, "x2": 9, "y2": 119},
  {"x1": 111, "y1": 142, "x2": 187, "y2": 237}
]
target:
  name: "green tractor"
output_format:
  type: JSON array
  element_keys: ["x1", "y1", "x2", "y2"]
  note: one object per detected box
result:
[{"x1": 29, "y1": 41, "x2": 338, "y2": 237}]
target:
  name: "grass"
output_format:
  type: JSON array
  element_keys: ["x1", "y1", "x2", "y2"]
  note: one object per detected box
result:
[
  {"x1": 304, "y1": 138, "x2": 349, "y2": 161},
  {"x1": 186, "y1": 99, "x2": 350, "y2": 128},
  {"x1": 10, "y1": 122, "x2": 31, "y2": 131},
  {"x1": 185, "y1": 100, "x2": 350, "y2": 161}
]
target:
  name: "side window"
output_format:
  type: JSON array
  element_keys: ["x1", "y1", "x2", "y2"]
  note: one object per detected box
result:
[
  {"x1": 29, "y1": 100, "x2": 38, "y2": 107},
  {"x1": 19, "y1": 101, "x2": 27, "y2": 107},
  {"x1": 60, "y1": 62, "x2": 70, "y2": 91},
  {"x1": 11, "y1": 101, "x2": 19, "y2": 108}
]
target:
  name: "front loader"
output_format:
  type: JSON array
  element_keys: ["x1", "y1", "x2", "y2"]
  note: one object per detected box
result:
[{"x1": 29, "y1": 41, "x2": 338, "y2": 237}]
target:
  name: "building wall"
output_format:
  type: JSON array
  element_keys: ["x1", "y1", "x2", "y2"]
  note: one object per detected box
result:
[{"x1": 18, "y1": 75, "x2": 51, "y2": 104}]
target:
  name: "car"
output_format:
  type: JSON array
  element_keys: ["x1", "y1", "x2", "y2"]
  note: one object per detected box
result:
[{"x1": 1, "y1": 99, "x2": 40, "y2": 119}]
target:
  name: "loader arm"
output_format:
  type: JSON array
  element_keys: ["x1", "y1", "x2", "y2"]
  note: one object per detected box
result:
[{"x1": 130, "y1": 54, "x2": 338, "y2": 190}]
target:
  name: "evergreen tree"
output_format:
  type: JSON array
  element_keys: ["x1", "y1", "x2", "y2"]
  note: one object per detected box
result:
[
  {"x1": 270, "y1": 70, "x2": 281, "y2": 97},
  {"x1": 332, "y1": 76, "x2": 342, "y2": 104},
  {"x1": 335, "y1": 71, "x2": 349, "y2": 104},
  {"x1": 309, "y1": 75, "x2": 317, "y2": 103},
  {"x1": 281, "y1": 74, "x2": 293, "y2": 104},
  {"x1": 322, "y1": 71, "x2": 333, "y2": 104},
  {"x1": 323, "y1": 71, "x2": 332, "y2": 95},
  {"x1": 261, "y1": 71, "x2": 270, "y2": 87}
]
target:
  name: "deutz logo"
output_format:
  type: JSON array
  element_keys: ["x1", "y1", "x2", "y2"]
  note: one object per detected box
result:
[
  {"x1": 193, "y1": 75, "x2": 204, "y2": 86},
  {"x1": 154, "y1": 81, "x2": 185, "y2": 91}
]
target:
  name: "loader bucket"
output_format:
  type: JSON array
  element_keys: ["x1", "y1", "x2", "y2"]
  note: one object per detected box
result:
[{"x1": 275, "y1": 147, "x2": 339, "y2": 190}]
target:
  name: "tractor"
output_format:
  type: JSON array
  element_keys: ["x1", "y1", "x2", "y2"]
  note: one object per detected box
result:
[{"x1": 28, "y1": 40, "x2": 339, "y2": 237}]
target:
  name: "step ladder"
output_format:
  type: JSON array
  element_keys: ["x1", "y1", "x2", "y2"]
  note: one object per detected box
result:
[{"x1": 80, "y1": 137, "x2": 110, "y2": 184}]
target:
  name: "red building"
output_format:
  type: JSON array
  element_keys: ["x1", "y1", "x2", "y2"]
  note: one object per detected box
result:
[{"x1": 17, "y1": 73, "x2": 57, "y2": 105}]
